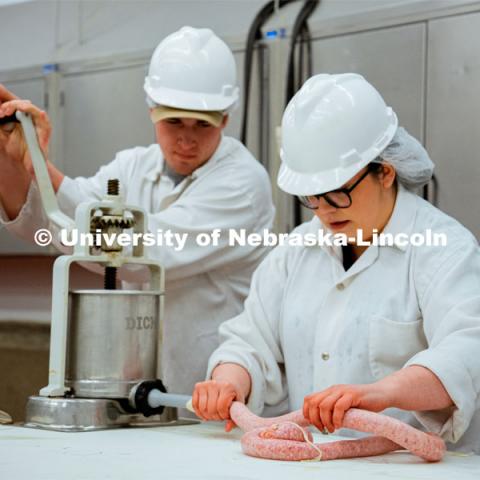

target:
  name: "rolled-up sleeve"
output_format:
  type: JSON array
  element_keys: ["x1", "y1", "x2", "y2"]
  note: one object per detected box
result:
[
  {"x1": 405, "y1": 240, "x2": 480, "y2": 443},
  {"x1": 0, "y1": 152, "x2": 125, "y2": 250},
  {"x1": 206, "y1": 245, "x2": 289, "y2": 414},
  {"x1": 0, "y1": 181, "x2": 51, "y2": 241}
]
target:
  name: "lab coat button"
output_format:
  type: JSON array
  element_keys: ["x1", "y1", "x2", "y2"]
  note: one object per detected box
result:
[
  {"x1": 321, "y1": 352, "x2": 330, "y2": 361},
  {"x1": 337, "y1": 283, "x2": 345, "y2": 291}
]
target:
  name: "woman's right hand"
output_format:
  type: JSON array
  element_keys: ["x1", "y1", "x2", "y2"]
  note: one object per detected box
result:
[
  {"x1": 192, "y1": 379, "x2": 244, "y2": 430},
  {"x1": 192, "y1": 363, "x2": 251, "y2": 432}
]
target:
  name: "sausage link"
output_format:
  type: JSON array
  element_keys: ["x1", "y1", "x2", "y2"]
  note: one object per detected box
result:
[{"x1": 229, "y1": 402, "x2": 446, "y2": 462}]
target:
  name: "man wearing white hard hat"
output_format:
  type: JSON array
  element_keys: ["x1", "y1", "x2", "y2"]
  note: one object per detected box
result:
[
  {"x1": 0, "y1": 27, "x2": 275, "y2": 400},
  {"x1": 193, "y1": 73, "x2": 480, "y2": 454}
]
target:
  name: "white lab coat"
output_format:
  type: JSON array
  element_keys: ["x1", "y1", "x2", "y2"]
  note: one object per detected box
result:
[
  {"x1": 207, "y1": 183, "x2": 480, "y2": 453},
  {"x1": 1, "y1": 135, "x2": 275, "y2": 397}
]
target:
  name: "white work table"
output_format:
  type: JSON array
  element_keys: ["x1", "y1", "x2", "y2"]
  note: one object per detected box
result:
[{"x1": 1, "y1": 422, "x2": 479, "y2": 480}]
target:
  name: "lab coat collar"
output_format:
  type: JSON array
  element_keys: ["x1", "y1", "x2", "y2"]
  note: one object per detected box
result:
[
  {"x1": 381, "y1": 182, "x2": 418, "y2": 252},
  {"x1": 320, "y1": 182, "x2": 419, "y2": 283},
  {"x1": 320, "y1": 182, "x2": 418, "y2": 257}
]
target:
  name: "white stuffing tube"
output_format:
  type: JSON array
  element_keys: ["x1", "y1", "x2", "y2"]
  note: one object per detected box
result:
[{"x1": 147, "y1": 390, "x2": 194, "y2": 413}]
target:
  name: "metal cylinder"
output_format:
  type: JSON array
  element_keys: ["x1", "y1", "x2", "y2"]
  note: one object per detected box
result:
[{"x1": 66, "y1": 290, "x2": 160, "y2": 398}]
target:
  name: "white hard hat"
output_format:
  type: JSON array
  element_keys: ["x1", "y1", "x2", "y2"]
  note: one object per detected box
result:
[
  {"x1": 278, "y1": 73, "x2": 398, "y2": 196},
  {"x1": 144, "y1": 26, "x2": 239, "y2": 112}
]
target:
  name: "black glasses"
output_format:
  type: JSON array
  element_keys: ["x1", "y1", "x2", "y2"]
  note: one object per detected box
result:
[{"x1": 297, "y1": 165, "x2": 374, "y2": 210}]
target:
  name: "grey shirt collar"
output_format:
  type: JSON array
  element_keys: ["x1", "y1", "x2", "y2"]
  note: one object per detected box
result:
[{"x1": 163, "y1": 161, "x2": 187, "y2": 186}]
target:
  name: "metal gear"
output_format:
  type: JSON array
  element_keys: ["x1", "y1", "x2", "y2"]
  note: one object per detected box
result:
[{"x1": 90, "y1": 216, "x2": 135, "y2": 231}]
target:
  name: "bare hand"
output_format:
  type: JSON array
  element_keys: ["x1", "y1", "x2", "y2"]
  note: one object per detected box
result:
[
  {"x1": 0, "y1": 87, "x2": 51, "y2": 175},
  {"x1": 192, "y1": 379, "x2": 246, "y2": 432},
  {"x1": 303, "y1": 383, "x2": 392, "y2": 433}
]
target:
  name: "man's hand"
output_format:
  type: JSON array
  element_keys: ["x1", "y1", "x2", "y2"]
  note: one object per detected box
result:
[
  {"x1": 0, "y1": 90, "x2": 52, "y2": 175},
  {"x1": 0, "y1": 84, "x2": 18, "y2": 161},
  {"x1": 0, "y1": 84, "x2": 63, "y2": 219},
  {"x1": 303, "y1": 383, "x2": 392, "y2": 433}
]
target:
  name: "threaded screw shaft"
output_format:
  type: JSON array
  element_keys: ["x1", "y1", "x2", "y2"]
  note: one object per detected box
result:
[
  {"x1": 107, "y1": 179, "x2": 119, "y2": 196},
  {"x1": 104, "y1": 266, "x2": 117, "y2": 290}
]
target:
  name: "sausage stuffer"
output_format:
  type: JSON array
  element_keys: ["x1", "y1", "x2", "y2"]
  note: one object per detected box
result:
[{"x1": 16, "y1": 111, "x2": 197, "y2": 431}]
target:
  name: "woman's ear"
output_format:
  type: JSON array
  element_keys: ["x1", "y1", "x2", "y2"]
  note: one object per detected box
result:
[{"x1": 381, "y1": 163, "x2": 396, "y2": 189}]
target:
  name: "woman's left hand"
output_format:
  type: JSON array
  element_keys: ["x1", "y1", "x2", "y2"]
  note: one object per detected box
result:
[{"x1": 303, "y1": 383, "x2": 393, "y2": 433}]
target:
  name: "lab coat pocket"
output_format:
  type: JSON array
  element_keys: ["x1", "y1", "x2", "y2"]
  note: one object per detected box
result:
[{"x1": 369, "y1": 316, "x2": 427, "y2": 380}]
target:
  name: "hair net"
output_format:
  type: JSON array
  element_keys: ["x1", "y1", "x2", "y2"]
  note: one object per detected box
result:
[{"x1": 373, "y1": 127, "x2": 434, "y2": 190}]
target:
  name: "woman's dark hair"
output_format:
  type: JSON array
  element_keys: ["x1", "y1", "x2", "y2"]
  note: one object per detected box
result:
[
  {"x1": 368, "y1": 161, "x2": 385, "y2": 175},
  {"x1": 368, "y1": 160, "x2": 398, "y2": 190}
]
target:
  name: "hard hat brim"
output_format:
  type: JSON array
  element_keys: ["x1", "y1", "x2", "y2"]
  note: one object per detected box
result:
[
  {"x1": 150, "y1": 106, "x2": 224, "y2": 127},
  {"x1": 277, "y1": 160, "x2": 371, "y2": 196},
  {"x1": 145, "y1": 81, "x2": 238, "y2": 112}
]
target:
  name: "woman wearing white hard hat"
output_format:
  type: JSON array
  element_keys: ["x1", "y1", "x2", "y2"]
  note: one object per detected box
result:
[
  {"x1": 193, "y1": 73, "x2": 480, "y2": 453},
  {"x1": 0, "y1": 27, "x2": 275, "y2": 406}
]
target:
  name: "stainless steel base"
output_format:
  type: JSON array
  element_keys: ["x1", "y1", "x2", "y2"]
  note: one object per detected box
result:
[{"x1": 24, "y1": 396, "x2": 198, "y2": 432}]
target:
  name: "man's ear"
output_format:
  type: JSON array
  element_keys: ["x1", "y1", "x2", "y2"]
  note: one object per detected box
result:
[{"x1": 221, "y1": 114, "x2": 229, "y2": 129}]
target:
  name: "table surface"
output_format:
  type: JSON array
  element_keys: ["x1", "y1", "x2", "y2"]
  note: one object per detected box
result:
[{"x1": 1, "y1": 422, "x2": 479, "y2": 480}]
